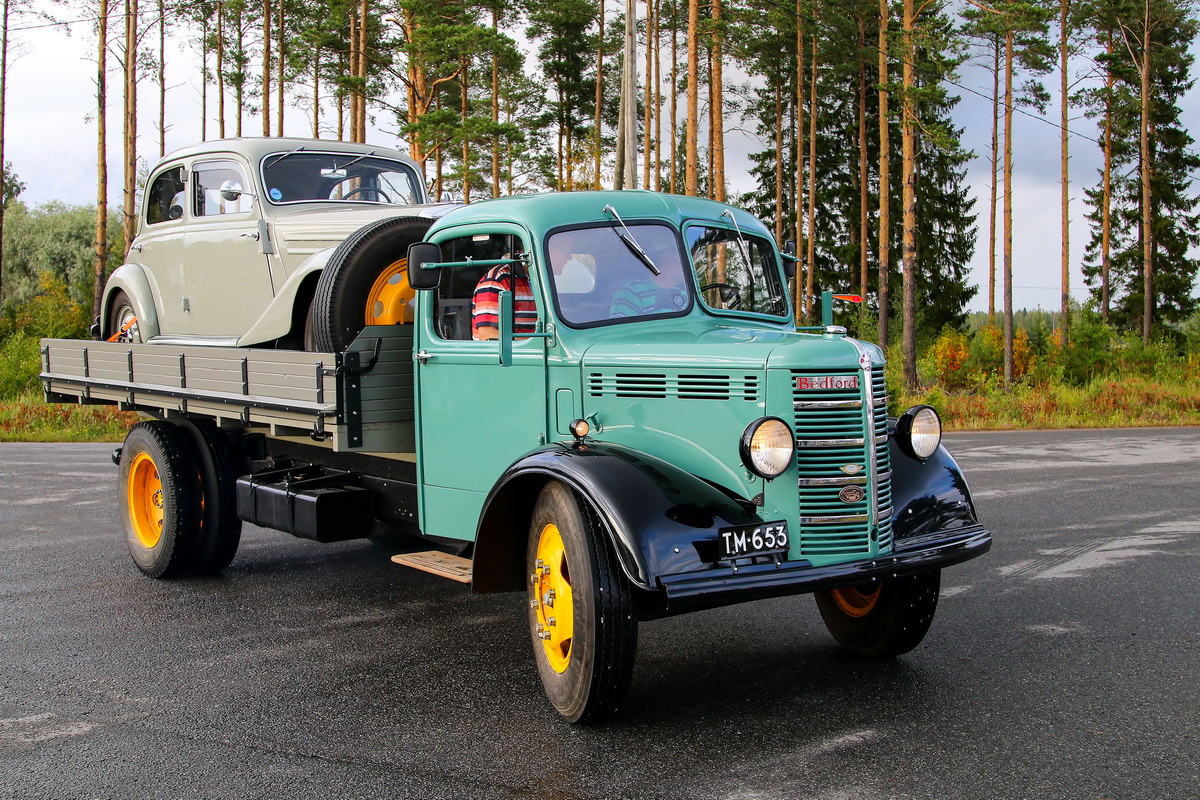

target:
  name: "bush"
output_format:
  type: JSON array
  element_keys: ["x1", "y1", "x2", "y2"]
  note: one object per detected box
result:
[{"x1": 0, "y1": 332, "x2": 40, "y2": 399}]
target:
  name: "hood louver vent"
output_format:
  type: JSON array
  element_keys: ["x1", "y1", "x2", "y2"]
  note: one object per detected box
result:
[{"x1": 587, "y1": 372, "x2": 760, "y2": 401}]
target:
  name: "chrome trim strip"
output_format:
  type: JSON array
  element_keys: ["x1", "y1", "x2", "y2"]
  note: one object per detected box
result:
[
  {"x1": 876, "y1": 433, "x2": 888, "y2": 444},
  {"x1": 794, "y1": 399, "x2": 863, "y2": 409},
  {"x1": 800, "y1": 513, "x2": 870, "y2": 525},
  {"x1": 797, "y1": 475, "x2": 868, "y2": 487},
  {"x1": 842, "y1": 338, "x2": 880, "y2": 545},
  {"x1": 796, "y1": 437, "x2": 864, "y2": 448}
]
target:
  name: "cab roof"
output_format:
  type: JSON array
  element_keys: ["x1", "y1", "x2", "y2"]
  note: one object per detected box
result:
[
  {"x1": 427, "y1": 190, "x2": 775, "y2": 241},
  {"x1": 152, "y1": 137, "x2": 420, "y2": 171}
]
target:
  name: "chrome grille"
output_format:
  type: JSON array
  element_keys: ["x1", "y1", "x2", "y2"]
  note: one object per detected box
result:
[
  {"x1": 587, "y1": 372, "x2": 760, "y2": 401},
  {"x1": 792, "y1": 368, "x2": 892, "y2": 557}
]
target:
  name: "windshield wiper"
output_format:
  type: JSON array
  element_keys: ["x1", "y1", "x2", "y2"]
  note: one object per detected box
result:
[
  {"x1": 263, "y1": 145, "x2": 306, "y2": 171},
  {"x1": 333, "y1": 150, "x2": 376, "y2": 172},
  {"x1": 603, "y1": 204, "x2": 660, "y2": 275},
  {"x1": 721, "y1": 208, "x2": 754, "y2": 268}
]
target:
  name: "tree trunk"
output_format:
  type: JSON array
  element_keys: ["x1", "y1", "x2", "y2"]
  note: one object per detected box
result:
[
  {"x1": 158, "y1": 0, "x2": 165, "y2": 156},
  {"x1": 277, "y1": 0, "x2": 284, "y2": 135},
  {"x1": 348, "y1": 6, "x2": 359, "y2": 142},
  {"x1": 358, "y1": 0, "x2": 368, "y2": 141},
  {"x1": 594, "y1": 0, "x2": 603, "y2": 189},
  {"x1": 461, "y1": 55, "x2": 470, "y2": 202},
  {"x1": 492, "y1": 8, "x2": 500, "y2": 197},
  {"x1": 1003, "y1": 31, "x2": 1014, "y2": 384},
  {"x1": 200, "y1": 17, "x2": 207, "y2": 141},
  {"x1": 669, "y1": 1, "x2": 677, "y2": 195},
  {"x1": 796, "y1": 1, "x2": 805, "y2": 323},
  {"x1": 1059, "y1": 0, "x2": 1069, "y2": 340},
  {"x1": 234, "y1": 11, "x2": 244, "y2": 137},
  {"x1": 644, "y1": 0, "x2": 654, "y2": 190},
  {"x1": 0, "y1": 0, "x2": 8, "y2": 303},
  {"x1": 684, "y1": 0, "x2": 698, "y2": 195},
  {"x1": 653, "y1": 0, "x2": 662, "y2": 191},
  {"x1": 988, "y1": 36, "x2": 998, "y2": 325},
  {"x1": 1100, "y1": 31, "x2": 1113, "y2": 320},
  {"x1": 901, "y1": 0, "x2": 917, "y2": 388},
  {"x1": 217, "y1": 1, "x2": 225, "y2": 138},
  {"x1": 95, "y1": 0, "x2": 109, "y2": 316},
  {"x1": 262, "y1": 0, "x2": 270, "y2": 137},
  {"x1": 124, "y1": 0, "x2": 138, "y2": 255},
  {"x1": 773, "y1": 83, "x2": 783, "y2": 241},
  {"x1": 857, "y1": 14, "x2": 868, "y2": 300},
  {"x1": 711, "y1": 0, "x2": 724, "y2": 202},
  {"x1": 876, "y1": 0, "x2": 889, "y2": 346},
  {"x1": 1139, "y1": 0, "x2": 1152, "y2": 345},
  {"x1": 804, "y1": 14, "x2": 818, "y2": 319},
  {"x1": 312, "y1": 49, "x2": 320, "y2": 138}
]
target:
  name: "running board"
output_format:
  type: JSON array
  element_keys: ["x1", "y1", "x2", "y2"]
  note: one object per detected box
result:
[{"x1": 391, "y1": 550, "x2": 473, "y2": 583}]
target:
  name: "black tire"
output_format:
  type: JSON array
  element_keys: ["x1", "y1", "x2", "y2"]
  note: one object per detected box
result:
[
  {"x1": 118, "y1": 421, "x2": 203, "y2": 578},
  {"x1": 527, "y1": 481, "x2": 638, "y2": 724},
  {"x1": 306, "y1": 216, "x2": 434, "y2": 351},
  {"x1": 175, "y1": 419, "x2": 242, "y2": 575},
  {"x1": 814, "y1": 570, "x2": 941, "y2": 658},
  {"x1": 106, "y1": 290, "x2": 142, "y2": 342}
]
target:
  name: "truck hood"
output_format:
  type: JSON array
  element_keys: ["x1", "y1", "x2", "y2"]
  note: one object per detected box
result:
[
  {"x1": 270, "y1": 203, "x2": 457, "y2": 267},
  {"x1": 580, "y1": 323, "x2": 878, "y2": 372}
]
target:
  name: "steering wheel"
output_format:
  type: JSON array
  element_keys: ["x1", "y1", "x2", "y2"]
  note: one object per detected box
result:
[
  {"x1": 341, "y1": 186, "x2": 393, "y2": 203},
  {"x1": 700, "y1": 282, "x2": 743, "y2": 310}
]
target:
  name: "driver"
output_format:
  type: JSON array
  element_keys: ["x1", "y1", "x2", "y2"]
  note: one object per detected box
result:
[{"x1": 608, "y1": 240, "x2": 689, "y2": 318}]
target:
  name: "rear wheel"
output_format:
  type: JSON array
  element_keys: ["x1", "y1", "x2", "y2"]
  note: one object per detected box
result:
[
  {"x1": 306, "y1": 216, "x2": 433, "y2": 351},
  {"x1": 118, "y1": 422, "x2": 202, "y2": 578},
  {"x1": 814, "y1": 571, "x2": 941, "y2": 658},
  {"x1": 175, "y1": 419, "x2": 242, "y2": 575},
  {"x1": 527, "y1": 481, "x2": 638, "y2": 723}
]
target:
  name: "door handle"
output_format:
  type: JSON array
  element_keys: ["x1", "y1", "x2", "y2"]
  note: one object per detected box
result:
[
  {"x1": 239, "y1": 231, "x2": 261, "y2": 240},
  {"x1": 414, "y1": 350, "x2": 433, "y2": 364},
  {"x1": 130, "y1": 243, "x2": 143, "y2": 252}
]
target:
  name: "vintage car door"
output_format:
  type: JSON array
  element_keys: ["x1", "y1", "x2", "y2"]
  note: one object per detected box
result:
[
  {"x1": 181, "y1": 157, "x2": 278, "y2": 337},
  {"x1": 413, "y1": 226, "x2": 549, "y2": 541}
]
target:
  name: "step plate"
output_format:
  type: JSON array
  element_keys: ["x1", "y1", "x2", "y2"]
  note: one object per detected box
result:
[{"x1": 390, "y1": 550, "x2": 473, "y2": 583}]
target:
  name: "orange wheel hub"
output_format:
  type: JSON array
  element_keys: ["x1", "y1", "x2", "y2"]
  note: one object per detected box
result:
[
  {"x1": 830, "y1": 584, "x2": 881, "y2": 618},
  {"x1": 365, "y1": 258, "x2": 415, "y2": 325},
  {"x1": 127, "y1": 452, "x2": 165, "y2": 549}
]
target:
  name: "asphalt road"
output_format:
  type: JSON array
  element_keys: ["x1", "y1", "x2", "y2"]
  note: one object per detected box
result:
[{"x1": 1, "y1": 429, "x2": 1198, "y2": 800}]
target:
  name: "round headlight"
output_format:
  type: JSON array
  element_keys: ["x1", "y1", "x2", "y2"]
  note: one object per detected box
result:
[
  {"x1": 740, "y1": 417, "x2": 794, "y2": 479},
  {"x1": 898, "y1": 405, "x2": 942, "y2": 460}
]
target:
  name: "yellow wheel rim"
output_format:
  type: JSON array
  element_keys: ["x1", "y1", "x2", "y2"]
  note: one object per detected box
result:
[
  {"x1": 364, "y1": 258, "x2": 414, "y2": 325},
  {"x1": 127, "y1": 452, "x2": 165, "y2": 549},
  {"x1": 532, "y1": 523, "x2": 575, "y2": 673},
  {"x1": 830, "y1": 584, "x2": 881, "y2": 618}
]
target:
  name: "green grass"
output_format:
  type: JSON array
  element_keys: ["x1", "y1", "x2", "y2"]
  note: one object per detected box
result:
[{"x1": 0, "y1": 391, "x2": 139, "y2": 442}]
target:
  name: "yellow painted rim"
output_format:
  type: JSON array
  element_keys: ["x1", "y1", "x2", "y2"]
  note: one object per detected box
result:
[
  {"x1": 533, "y1": 523, "x2": 575, "y2": 673},
  {"x1": 127, "y1": 452, "x2": 165, "y2": 549},
  {"x1": 830, "y1": 584, "x2": 881, "y2": 618},
  {"x1": 364, "y1": 258, "x2": 414, "y2": 325}
]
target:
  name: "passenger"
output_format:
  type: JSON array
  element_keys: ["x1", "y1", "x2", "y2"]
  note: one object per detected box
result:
[
  {"x1": 471, "y1": 260, "x2": 538, "y2": 341},
  {"x1": 547, "y1": 238, "x2": 596, "y2": 294}
]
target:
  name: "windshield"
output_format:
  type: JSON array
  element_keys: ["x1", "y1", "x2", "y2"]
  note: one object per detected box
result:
[
  {"x1": 547, "y1": 224, "x2": 692, "y2": 326},
  {"x1": 686, "y1": 225, "x2": 789, "y2": 317},
  {"x1": 260, "y1": 152, "x2": 422, "y2": 205}
]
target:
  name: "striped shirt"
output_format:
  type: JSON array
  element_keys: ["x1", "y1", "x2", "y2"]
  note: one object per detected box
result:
[
  {"x1": 609, "y1": 279, "x2": 689, "y2": 318},
  {"x1": 472, "y1": 264, "x2": 538, "y2": 340}
]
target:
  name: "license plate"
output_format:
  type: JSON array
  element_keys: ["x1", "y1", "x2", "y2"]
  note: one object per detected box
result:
[
  {"x1": 718, "y1": 521, "x2": 790, "y2": 560},
  {"x1": 795, "y1": 375, "x2": 859, "y2": 391}
]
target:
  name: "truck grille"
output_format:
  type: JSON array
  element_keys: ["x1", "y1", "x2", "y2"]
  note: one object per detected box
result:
[
  {"x1": 792, "y1": 369, "x2": 892, "y2": 557},
  {"x1": 587, "y1": 372, "x2": 760, "y2": 402}
]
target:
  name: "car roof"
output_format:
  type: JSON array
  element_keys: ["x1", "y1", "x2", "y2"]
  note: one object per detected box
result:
[{"x1": 153, "y1": 138, "x2": 420, "y2": 171}]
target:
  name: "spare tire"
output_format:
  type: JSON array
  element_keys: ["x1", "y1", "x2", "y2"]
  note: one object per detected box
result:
[{"x1": 306, "y1": 216, "x2": 434, "y2": 351}]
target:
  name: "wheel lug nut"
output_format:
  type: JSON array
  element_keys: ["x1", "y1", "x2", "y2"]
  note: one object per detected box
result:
[
  {"x1": 547, "y1": 616, "x2": 556, "y2": 627},
  {"x1": 530, "y1": 599, "x2": 539, "y2": 609}
]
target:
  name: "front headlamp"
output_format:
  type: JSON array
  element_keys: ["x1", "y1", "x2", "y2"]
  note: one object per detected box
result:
[
  {"x1": 740, "y1": 417, "x2": 795, "y2": 479},
  {"x1": 897, "y1": 405, "x2": 942, "y2": 461}
]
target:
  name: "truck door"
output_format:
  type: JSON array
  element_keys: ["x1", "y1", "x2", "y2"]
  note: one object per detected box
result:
[{"x1": 413, "y1": 228, "x2": 549, "y2": 541}]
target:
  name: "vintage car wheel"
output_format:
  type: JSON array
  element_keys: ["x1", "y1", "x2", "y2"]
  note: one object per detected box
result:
[
  {"x1": 527, "y1": 481, "x2": 638, "y2": 723},
  {"x1": 307, "y1": 216, "x2": 433, "y2": 351},
  {"x1": 175, "y1": 419, "x2": 242, "y2": 575},
  {"x1": 118, "y1": 422, "x2": 203, "y2": 578},
  {"x1": 814, "y1": 571, "x2": 941, "y2": 658},
  {"x1": 106, "y1": 290, "x2": 142, "y2": 343}
]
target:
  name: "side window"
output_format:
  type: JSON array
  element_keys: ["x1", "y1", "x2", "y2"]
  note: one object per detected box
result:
[
  {"x1": 145, "y1": 167, "x2": 186, "y2": 225},
  {"x1": 193, "y1": 161, "x2": 254, "y2": 217},
  {"x1": 431, "y1": 233, "x2": 533, "y2": 342},
  {"x1": 687, "y1": 226, "x2": 789, "y2": 317}
]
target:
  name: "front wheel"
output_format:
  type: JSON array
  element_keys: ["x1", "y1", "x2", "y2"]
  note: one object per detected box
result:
[
  {"x1": 527, "y1": 481, "x2": 638, "y2": 723},
  {"x1": 814, "y1": 571, "x2": 941, "y2": 658}
]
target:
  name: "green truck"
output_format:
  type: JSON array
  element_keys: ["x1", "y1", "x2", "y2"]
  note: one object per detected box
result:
[{"x1": 42, "y1": 189, "x2": 991, "y2": 723}]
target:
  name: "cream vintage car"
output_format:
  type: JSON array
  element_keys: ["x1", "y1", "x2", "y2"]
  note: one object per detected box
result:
[{"x1": 99, "y1": 138, "x2": 452, "y2": 351}]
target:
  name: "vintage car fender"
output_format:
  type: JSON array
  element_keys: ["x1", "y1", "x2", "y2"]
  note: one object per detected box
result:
[
  {"x1": 471, "y1": 441, "x2": 764, "y2": 595},
  {"x1": 102, "y1": 265, "x2": 162, "y2": 340},
  {"x1": 237, "y1": 247, "x2": 336, "y2": 346}
]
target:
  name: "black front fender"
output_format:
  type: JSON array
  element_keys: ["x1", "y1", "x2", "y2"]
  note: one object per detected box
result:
[
  {"x1": 888, "y1": 426, "x2": 981, "y2": 540},
  {"x1": 472, "y1": 442, "x2": 761, "y2": 594}
]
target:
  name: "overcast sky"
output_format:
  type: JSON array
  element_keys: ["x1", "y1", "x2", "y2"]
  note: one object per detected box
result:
[{"x1": 6, "y1": 9, "x2": 1199, "y2": 313}]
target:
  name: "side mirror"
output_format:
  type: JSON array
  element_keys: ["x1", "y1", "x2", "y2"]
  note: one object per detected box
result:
[
  {"x1": 781, "y1": 239, "x2": 798, "y2": 280},
  {"x1": 407, "y1": 242, "x2": 443, "y2": 290},
  {"x1": 219, "y1": 179, "x2": 256, "y2": 202}
]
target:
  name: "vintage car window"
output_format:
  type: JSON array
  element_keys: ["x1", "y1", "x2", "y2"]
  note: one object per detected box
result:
[
  {"x1": 260, "y1": 152, "x2": 421, "y2": 205},
  {"x1": 686, "y1": 225, "x2": 789, "y2": 318},
  {"x1": 547, "y1": 223, "x2": 691, "y2": 327},
  {"x1": 431, "y1": 233, "x2": 533, "y2": 342},
  {"x1": 193, "y1": 160, "x2": 254, "y2": 217},
  {"x1": 145, "y1": 167, "x2": 186, "y2": 225}
]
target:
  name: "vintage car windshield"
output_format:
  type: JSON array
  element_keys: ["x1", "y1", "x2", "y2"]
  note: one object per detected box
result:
[
  {"x1": 547, "y1": 223, "x2": 692, "y2": 326},
  {"x1": 260, "y1": 151, "x2": 422, "y2": 205},
  {"x1": 686, "y1": 225, "x2": 789, "y2": 318}
]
